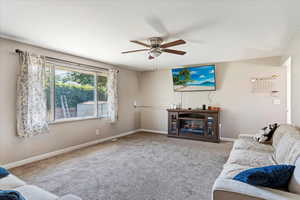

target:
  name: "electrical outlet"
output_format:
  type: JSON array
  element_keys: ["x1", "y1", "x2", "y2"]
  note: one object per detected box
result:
[
  {"x1": 133, "y1": 101, "x2": 137, "y2": 107},
  {"x1": 96, "y1": 129, "x2": 100, "y2": 135},
  {"x1": 273, "y1": 99, "x2": 281, "y2": 105}
]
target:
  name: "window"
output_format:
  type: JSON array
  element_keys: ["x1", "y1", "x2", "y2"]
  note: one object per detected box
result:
[{"x1": 45, "y1": 61, "x2": 108, "y2": 122}]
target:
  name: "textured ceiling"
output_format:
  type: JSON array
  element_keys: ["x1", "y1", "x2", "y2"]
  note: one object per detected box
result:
[{"x1": 1, "y1": 0, "x2": 300, "y2": 70}]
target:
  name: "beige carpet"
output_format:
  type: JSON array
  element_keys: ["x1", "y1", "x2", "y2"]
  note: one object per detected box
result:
[{"x1": 11, "y1": 132, "x2": 233, "y2": 200}]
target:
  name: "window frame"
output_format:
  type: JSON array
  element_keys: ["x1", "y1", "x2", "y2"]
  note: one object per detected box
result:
[{"x1": 46, "y1": 60, "x2": 108, "y2": 124}]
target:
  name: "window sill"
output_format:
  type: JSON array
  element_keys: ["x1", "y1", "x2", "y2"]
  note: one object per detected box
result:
[{"x1": 49, "y1": 116, "x2": 108, "y2": 125}]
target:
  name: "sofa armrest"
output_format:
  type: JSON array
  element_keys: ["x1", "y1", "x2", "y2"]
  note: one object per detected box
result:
[
  {"x1": 213, "y1": 178, "x2": 300, "y2": 200},
  {"x1": 58, "y1": 194, "x2": 82, "y2": 200}
]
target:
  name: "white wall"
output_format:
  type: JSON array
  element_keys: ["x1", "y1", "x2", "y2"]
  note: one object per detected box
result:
[
  {"x1": 139, "y1": 58, "x2": 286, "y2": 138},
  {"x1": 0, "y1": 37, "x2": 290, "y2": 165},
  {"x1": 285, "y1": 33, "x2": 300, "y2": 126},
  {"x1": 0, "y1": 38, "x2": 141, "y2": 165}
]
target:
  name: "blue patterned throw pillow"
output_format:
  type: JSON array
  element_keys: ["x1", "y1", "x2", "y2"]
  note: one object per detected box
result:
[
  {"x1": 233, "y1": 165, "x2": 295, "y2": 190},
  {"x1": 0, "y1": 167, "x2": 10, "y2": 179},
  {"x1": 0, "y1": 190, "x2": 26, "y2": 200}
]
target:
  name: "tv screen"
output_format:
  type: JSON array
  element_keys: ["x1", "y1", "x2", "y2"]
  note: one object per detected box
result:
[{"x1": 172, "y1": 65, "x2": 216, "y2": 92}]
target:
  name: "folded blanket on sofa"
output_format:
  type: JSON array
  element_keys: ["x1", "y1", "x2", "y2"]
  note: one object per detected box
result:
[{"x1": 0, "y1": 190, "x2": 25, "y2": 200}]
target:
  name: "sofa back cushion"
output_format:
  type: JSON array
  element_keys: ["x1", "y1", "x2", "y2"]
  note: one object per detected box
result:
[
  {"x1": 289, "y1": 157, "x2": 300, "y2": 194},
  {"x1": 274, "y1": 131, "x2": 300, "y2": 165},
  {"x1": 275, "y1": 133, "x2": 300, "y2": 164},
  {"x1": 272, "y1": 124, "x2": 300, "y2": 149},
  {"x1": 273, "y1": 126, "x2": 300, "y2": 193}
]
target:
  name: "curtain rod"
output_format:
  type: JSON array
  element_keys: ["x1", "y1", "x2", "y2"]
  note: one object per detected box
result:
[{"x1": 15, "y1": 49, "x2": 119, "y2": 73}]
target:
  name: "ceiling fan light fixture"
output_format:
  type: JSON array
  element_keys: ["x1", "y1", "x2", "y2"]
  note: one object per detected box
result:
[{"x1": 149, "y1": 49, "x2": 161, "y2": 57}]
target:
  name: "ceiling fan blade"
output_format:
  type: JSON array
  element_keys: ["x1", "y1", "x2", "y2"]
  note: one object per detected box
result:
[
  {"x1": 122, "y1": 49, "x2": 149, "y2": 54},
  {"x1": 161, "y1": 49, "x2": 186, "y2": 55},
  {"x1": 170, "y1": 19, "x2": 219, "y2": 39},
  {"x1": 160, "y1": 39, "x2": 186, "y2": 48},
  {"x1": 130, "y1": 40, "x2": 150, "y2": 48},
  {"x1": 145, "y1": 16, "x2": 169, "y2": 39},
  {"x1": 148, "y1": 55, "x2": 154, "y2": 60}
]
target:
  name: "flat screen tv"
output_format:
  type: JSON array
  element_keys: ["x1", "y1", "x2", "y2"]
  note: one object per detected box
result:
[{"x1": 172, "y1": 65, "x2": 216, "y2": 92}]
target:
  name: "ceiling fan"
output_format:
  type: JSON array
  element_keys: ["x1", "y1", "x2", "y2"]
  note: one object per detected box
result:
[{"x1": 122, "y1": 37, "x2": 186, "y2": 59}]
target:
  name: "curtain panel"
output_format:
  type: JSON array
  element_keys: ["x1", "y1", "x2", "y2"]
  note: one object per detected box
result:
[
  {"x1": 16, "y1": 52, "x2": 49, "y2": 137},
  {"x1": 107, "y1": 68, "x2": 118, "y2": 123}
]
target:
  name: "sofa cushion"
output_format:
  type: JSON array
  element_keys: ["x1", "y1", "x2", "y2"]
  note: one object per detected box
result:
[
  {"x1": 272, "y1": 124, "x2": 300, "y2": 149},
  {"x1": 219, "y1": 164, "x2": 252, "y2": 179},
  {"x1": 0, "y1": 174, "x2": 26, "y2": 190},
  {"x1": 227, "y1": 149, "x2": 275, "y2": 167},
  {"x1": 233, "y1": 165, "x2": 295, "y2": 190},
  {"x1": 274, "y1": 133, "x2": 300, "y2": 164},
  {"x1": 15, "y1": 185, "x2": 58, "y2": 200},
  {"x1": 59, "y1": 194, "x2": 82, "y2": 200},
  {"x1": 233, "y1": 138, "x2": 273, "y2": 153},
  {"x1": 213, "y1": 178, "x2": 300, "y2": 200}
]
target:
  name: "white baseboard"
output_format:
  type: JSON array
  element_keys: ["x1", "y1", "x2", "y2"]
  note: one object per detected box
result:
[
  {"x1": 139, "y1": 129, "x2": 168, "y2": 135},
  {"x1": 220, "y1": 137, "x2": 236, "y2": 142},
  {"x1": 3, "y1": 129, "x2": 236, "y2": 169},
  {"x1": 3, "y1": 129, "x2": 140, "y2": 169},
  {"x1": 139, "y1": 129, "x2": 236, "y2": 142}
]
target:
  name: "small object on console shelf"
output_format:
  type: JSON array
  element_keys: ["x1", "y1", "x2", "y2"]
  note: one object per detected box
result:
[{"x1": 208, "y1": 106, "x2": 220, "y2": 111}]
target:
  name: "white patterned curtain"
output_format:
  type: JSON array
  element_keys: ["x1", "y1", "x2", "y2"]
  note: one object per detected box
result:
[
  {"x1": 107, "y1": 68, "x2": 118, "y2": 123},
  {"x1": 16, "y1": 52, "x2": 49, "y2": 137}
]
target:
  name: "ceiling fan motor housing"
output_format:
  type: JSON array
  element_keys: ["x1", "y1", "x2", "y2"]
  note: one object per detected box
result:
[{"x1": 149, "y1": 37, "x2": 163, "y2": 48}]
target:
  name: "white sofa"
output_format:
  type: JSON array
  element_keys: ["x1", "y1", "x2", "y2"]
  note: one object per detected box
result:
[
  {"x1": 212, "y1": 124, "x2": 300, "y2": 200},
  {"x1": 0, "y1": 172, "x2": 81, "y2": 200}
]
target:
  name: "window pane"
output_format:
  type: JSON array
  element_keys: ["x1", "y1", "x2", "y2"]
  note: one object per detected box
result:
[
  {"x1": 55, "y1": 68, "x2": 96, "y2": 120},
  {"x1": 97, "y1": 75, "x2": 108, "y2": 118}
]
